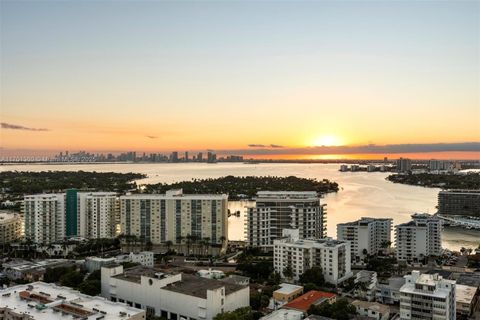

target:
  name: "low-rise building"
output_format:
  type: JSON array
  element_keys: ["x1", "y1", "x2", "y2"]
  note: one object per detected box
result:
[
  {"x1": 85, "y1": 256, "x2": 116, "y2": 272},
  {"x1": 129, "y1": 251, "x2": 155, "y2": 267},
  {"x1": 2, "y1": 259, "x2": 74, "y2": 281},
  {"x1": 272, "y1": 283, "x2": 304, "y2": 304},
  {"x1": 197, "y1": 269, "x2": 225, "y2": 279},
  {"x1": 376, "y1": 276, "x2": 406, "y2": 305},
  {"x1": 282, "y1": 290, "x2": 336, "y2": 314},
  {"x1": 0, "y1": 281, "x2": 145, "y2": 320},
  {"x1": 260, "y1": 309, "x2": 303, "y2": 320},
  {"x1": 351, "y1": 300, "x2": 390, "y2": 320},
  {"x1": 456, "y1": 284, "x2": 479, "y2": 317},
  {"x1": 354, "y1": 270, "x2": 378, "y2": 302},
  {"x1": 101, "y1": 265, "x2": 249, "y2": 320},
  {"x1": 273, "y1": 229, "x2": 352, "y2": 285}
]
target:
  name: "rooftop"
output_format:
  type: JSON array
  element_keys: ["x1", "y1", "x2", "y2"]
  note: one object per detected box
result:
[
  {"x1": 456, "y1": 284, "x2": 478, "y2": 304},
  {"x1": 274, "y1": 283, "x2": 304, "y2": 295},
  {"x1": 283, "y1": 290, "x2": 336, "y2": 312},
  {"x1": 162, "y1": 273, "x2": 246, "y2": 299},
  {"x1": 260, "y1": 309, "x2": 303, "y2": 320},
  {"x1": 0, "y1": 282, "x2": 144, "y2": 320},
  {"x1": 352, "y1": 300, "x2": 390, "y2": 314}
]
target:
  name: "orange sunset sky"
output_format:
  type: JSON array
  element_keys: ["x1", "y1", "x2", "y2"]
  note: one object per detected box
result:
[{"x1": 1, "y1": 1, "x2": 479, "y2": 160}]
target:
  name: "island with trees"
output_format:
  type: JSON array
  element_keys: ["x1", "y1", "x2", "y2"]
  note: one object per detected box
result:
[
  {"x1": 386, "y1": 172, "x2": 480, "y2": 189},
  {"x1": 142, "y1": 175, "x2": 339, "y2": 199}
]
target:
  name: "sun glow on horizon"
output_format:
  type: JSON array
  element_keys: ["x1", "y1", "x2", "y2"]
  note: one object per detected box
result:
[{"x1": 312, "y1": 134, "x2": 344, "y2": 147}]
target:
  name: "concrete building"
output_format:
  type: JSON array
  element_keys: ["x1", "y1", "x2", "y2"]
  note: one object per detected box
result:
[
  {"x1": 23, "y1": 191, "x2": 118, "y2": 244},
  {"x1": 272, "y1": 283, "x2": 304, "y2": 304},
  {"x1": 246, "y1": 191, "x2": 326, "y2": 250},
  {"x1": 396, "y1": 158, "x2": 412, "y2": 173},
  {"x1": 0, "y1": 281, "x2": 145, "y2": 320},
  {"x1": 101, "y1": 265, "x2": 249, "y2": 320},
  {"x1": 0, "y1": 211, "x2": 22, "y2": 244},
  {"x1": 399, "y1": 271, "x2": 456, "y2": 320},
  {"x1": 337, "y1": 217, "x2": 392, "y2": 262},
  {"x1": 2, "y1": 259, "x2": 74, "y2": 281},
  {"x1": 260, "y1": 309, "x2": 303, "y2": 320},
  {"x1": 438, "y1": 190, "x2": 480, "y2": 217},
  {"x1": 352, "y1": 300, "x2": 390, "y2": 320},
  {"x1": 85, "y1": 256, "x2": 117, "y2": 272},
  {"x1": 120, "y1": 190, "x2": 228, "y2": 250},
  {"x1": 455, "y1": 284, "x2": 479, "y2": 317},
  {"x1": 395, "y1": 213, "x2": 442, "y2": 262},
  {"x1": 376, "y1": 276, "x2": 406, "y2": 305},
  {"x1": 354, "y1": 270, "x2": 378, "y2": 302},
  {"x1": 273, "y1": 229, "x2": 352, "y2": 285}
]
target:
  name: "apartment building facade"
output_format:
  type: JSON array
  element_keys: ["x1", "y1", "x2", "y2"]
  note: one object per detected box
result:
[
  {"x1": 395, "y1": 214, "x2": 442, "y2": 262},
  {"x1": 337, "y1": 217, "x2": 392, "y2": 262},
  {"x1": 437, "y1": 189, "x2": 480, "y2": 217},
  {"x1": 246, "y1": 191, "x2": 326, "y2": 249},
  {"x1": 0, "y1": 211, "x2": 22, "y2": 244},
  {"x1": 399, "y1": 271, "x2": 456, "y2": 320},
  {"x1": 273, "y1": 229, "x2": 352, "y2": 285},
  {"x1": 23, "y1": 190, "x2": 118, "y2": 244},
  {"x1": 120, "y1": 189, "x2": 228, "y2": 247}
]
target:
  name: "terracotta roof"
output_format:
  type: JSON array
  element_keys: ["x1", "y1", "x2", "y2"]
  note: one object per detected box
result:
[{"x1": 283, "y1": 290, "x2": 336, "y2": 312}]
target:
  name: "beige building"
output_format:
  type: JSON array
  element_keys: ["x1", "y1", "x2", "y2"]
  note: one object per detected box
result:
[
  {"x1": 0, "y1": 211, "x2": 22, "y2": 244},
  {"x1": 120, "y1": 190, "x2": 228, "y2": 249},
  {"x1": 272, "y1": 283, "x2": 304, "y2": 304}
]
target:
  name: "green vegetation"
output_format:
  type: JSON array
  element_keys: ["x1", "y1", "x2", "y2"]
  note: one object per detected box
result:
[
  {"x1": 299, "y1": 267, "x2": 325, "y2": 288},
  {"x1": 0, "y1": 170, "x2": 145, "y2": 196},
  {"x1": 213, "y1": 307, "x2": 261, "y2": 320},
  {"x1": 308, "y1": 298, "x2": 357, "y2": 320},
  {"x1": 236, "y1": 248, "x2": 274, "y2": 283},
  {"x1": 143, "y1": 175, "x2": 339, "y2": 199},
  {"x1": 387, "y1": 172, "x2": 480, "y2": 189},
  {"x1": 44, "y1": 265, "x2": 102, "y2": 296}
]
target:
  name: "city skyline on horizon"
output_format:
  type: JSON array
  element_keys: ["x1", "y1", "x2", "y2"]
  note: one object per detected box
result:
[{"x1": 1, "y1": 1, "x2": 479, "y2": 160}]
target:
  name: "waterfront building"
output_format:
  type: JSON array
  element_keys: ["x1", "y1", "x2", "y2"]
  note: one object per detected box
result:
[
  {"x1": 395, "y1": 213, "x2": 442, "y2": 262},
  {"x1": 396, "y1": 158, "x2": 412, "y2": 173},
  {"x1": 438, "y1": 189, "x2": 480, "y2": 217},
  {"x1": 273, "y1": 229, "x2": 352, "y2": 285},
  {"x1": 120, "y1": 190, "x2": 228, "y2": 250},
  {"x1": 337, "y1": 217, "x2": 392, "y2": 262},
  {"x1": 352, "y1": 300, "x2": 390, "y2": 320},
  {"x1": 246, "y1": 191, "x2": 326, "y2": 250},
  {"x1": 101, "y1": 265, "x2": 249, "y2": 320},
  {"x1": 23, "y1": 191, "x2": 118, "y2": 244},
  {"x1": 399, "y1": 271, "x2": 456, "y2": 320},
  {"x1": 0, "y1": 211, "x2": 22, "y2": 244},
  {"x1": 0, "y1": 281, "x2": 145, "y2": 320},
  {"x1": 428, "y1": 160, "x2": 450, "y2": 171}
]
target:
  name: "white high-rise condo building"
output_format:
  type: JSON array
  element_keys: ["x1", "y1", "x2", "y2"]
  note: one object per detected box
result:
[
  {"x1": 23, "y1": 190, "x2": 119, "y2": 244},
  {"x1": 337, "y1": 217, "x2": 392, "y2": 262},
  {"x1": 396, "y1": 158, "x2": 412, "y2": 173},
  {"x1": 399, "y1": 271, "x2": 456, "y2": 320},
  {"x1": 120, "y1": 189, "x2": 228, "y2": 247},
  {"x1": 273, "y1": 229, "x2": 352, "y2": 285},
  {"x1": 246, "y1": 191, "x2": 326, "y2": 249},
  {"x1": 395, "y1": 214, "x2": 442, "y2": 262}
]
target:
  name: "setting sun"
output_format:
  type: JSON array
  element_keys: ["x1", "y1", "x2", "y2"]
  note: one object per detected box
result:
[{"x1": 313, "y1": 135, "x2": 343, "y2": 147}]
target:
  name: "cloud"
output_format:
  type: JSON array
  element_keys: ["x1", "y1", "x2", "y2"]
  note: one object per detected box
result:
[
  {"x1": 248, "y1": 144, "x2": 285, "y2": 148},
  {"x1": 223, "y1": 142, "x2": 480, "y2": 155},
  {"x1": 146, "y1": 135, "x2": 158, "y2": 139},
  {"x1": 1, "y1": 122, "x2": 49, "y2": 132}
]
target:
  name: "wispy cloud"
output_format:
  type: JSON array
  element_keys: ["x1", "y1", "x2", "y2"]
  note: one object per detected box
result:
[
  {"x1": 228, "y1": 142, "x2": 480, "y2": 155},
  {"x1": 1, "y1": 122, "x2": 49, "y2": 132},
  {"x1": 146, "y1": 135, "x2": 158, "y2": 139},
  {"x1": 248, "y1": 144, "x2": 285, "y2": 148}
]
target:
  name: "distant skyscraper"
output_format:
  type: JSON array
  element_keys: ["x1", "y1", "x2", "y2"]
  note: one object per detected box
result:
[
  {"x1": 396, "y1": 158, "x2": 412, "y2": 173},
  {"x1": 197, "y1": 152, "x2": 203, "y2": 162},
  {"x1": 170, "y1": 151, "x2": 179, "y2": 162},
  {"x1": 184, "y1": 151, "x2": 189, "y2": 161},
  {"x1": 207, "y1": 151, "x2": 216, "y2": 163}
]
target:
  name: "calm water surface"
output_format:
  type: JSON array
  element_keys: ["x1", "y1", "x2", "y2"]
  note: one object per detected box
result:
[{"x1": 2, "y1": 162, "x2": 478, "y2": 251}]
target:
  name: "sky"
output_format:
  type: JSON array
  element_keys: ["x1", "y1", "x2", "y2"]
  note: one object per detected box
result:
[{"x1": 1, "y1": 1, "x2": 479, "y2": 159}]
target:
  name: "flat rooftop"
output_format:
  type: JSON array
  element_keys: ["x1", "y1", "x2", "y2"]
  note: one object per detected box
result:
[
  {"x1": 112, "y1": 266, "x2": 167, "y2": 283},
  {"x1": 456, "y1": 284, "x2": 478, "y2": 304},
  {"x1": 274, "y1": 283, "x2": 304, "y2": 295},
  {"x1": 162, "y1": 273, "x2": 246, "y2": 299},
  {"x1": 0, "y1": 282, "x2": 144, "y2": 320},
  {"x1": 352, "y1": 300, "x2": 390, "y2": 314}
]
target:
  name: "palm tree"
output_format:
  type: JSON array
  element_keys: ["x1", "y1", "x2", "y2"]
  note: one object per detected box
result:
[
  {"x1": 186, "y1": 234, "x2": 192, "y2": 256},
  {"x1": 165, "y1": 240, "x2": 173, "y2": 253}
]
